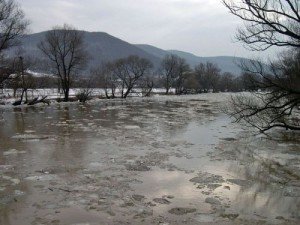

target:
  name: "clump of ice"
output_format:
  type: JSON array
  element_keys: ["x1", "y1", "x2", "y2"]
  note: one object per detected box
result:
[
  {"x1": 195, "y1": 214, "x2": 216, "y2": 223},
  {"x1": 1, "y1": 175, "x2": 20, "y2": 185},
  {"x1": 14, "y1": 190, "x2": 25, "y2": 196},
  {"x1": 124, "y1": 125, "x2": 140, "y2": 130},
  {"x1": 3, "y1": 149, "x2": 26, "y2": 156},
  {"x1": 11, "y1": 134, "x2": 51, "y2": 140},
  {"x1": 24, "y1": 174, "x2": 58, "y2": 181}
]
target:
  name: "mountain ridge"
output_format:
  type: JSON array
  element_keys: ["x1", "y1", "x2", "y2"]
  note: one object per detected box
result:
[
  {"x1": 136, "y1": 44, "x2": 247, "y2": 74},
  {"x1": 7, "y1": 30, "x2": 247, "y2": 75}
]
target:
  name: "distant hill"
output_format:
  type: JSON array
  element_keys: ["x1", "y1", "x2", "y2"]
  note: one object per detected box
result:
[
  {"x1": 136, "y1": 44, "x2": 247, "y2": 75},
  {"x1": 6, "y1": 31, "x2": 249, "y2": 75},
  {"x1": 6, "y1": 31, "x2": 161, "y2": 73}
]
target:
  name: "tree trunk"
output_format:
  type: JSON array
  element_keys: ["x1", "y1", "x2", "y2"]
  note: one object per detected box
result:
[
  {"x1": 25, "y1": 89, "x2": 28, "y2": 103},
  {"x1": 111, "y1": 88, "x2": 115, "y2": 99},
  {"x1": 20, "y1": 89, "x2": 25, "y2": 102},
  {"x1": 123, "y1": 87, "x2": 132, "y2": 99},
  {"x1": 13, "y1": 88, "x2": 17, "y2": 98},
  {"x1": 64, "y1": 88, "x2": 69, "y2": 102},
  {"x1": 165, "y1": 87, "x2": 169, "y2": 95}
]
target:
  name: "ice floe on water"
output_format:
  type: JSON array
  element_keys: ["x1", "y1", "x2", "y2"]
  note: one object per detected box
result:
[
  {"x1": 24, "y1": 174, "x2": 58, "y2": 181},
  {"x1": 1, "y1": 175, "x2": 20, "y2": 185},
  {"x1": 123, "y1": 125, "x2": 141, "y2": 130},
  {"x1": 3, "y1": 149, "x2": 26, "y2": 156},
  {"x1": 11, "y1": 134, "x2": 53, "y2": 140},
  {"x1": 0, "y1": 93, "x2": 299, "y2": 225}
]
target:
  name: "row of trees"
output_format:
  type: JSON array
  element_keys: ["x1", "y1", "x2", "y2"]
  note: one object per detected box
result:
[
  {"x1": 92, "y1": 54, "x2": 261, "y2": 99},
  {"x1": 2, "y1": 52, "x2": 262, "y2": 100},
  {"x1": 160, "y1": 58, "x2": 263, "y2": 94}
]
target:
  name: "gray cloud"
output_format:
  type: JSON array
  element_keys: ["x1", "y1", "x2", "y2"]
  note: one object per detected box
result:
[{"x1": 16, "y1": 0, "x2": 277, "y2": 58}]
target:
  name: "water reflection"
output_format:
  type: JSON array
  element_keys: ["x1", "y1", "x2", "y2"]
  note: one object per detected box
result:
[{"x1": 223, "y1": 133, "x2": 300, "y2": 220}]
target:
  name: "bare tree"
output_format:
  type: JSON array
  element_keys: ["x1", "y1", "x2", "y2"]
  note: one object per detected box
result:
[
  {"x1": 218, "y1": 72, "x2": 234, "y2": 92},
  {"x1": 92, "y1": 64, "x2": 117, "y2": 99},
  {"x1": 195, "y1": 62, "x2": 221, "y2": 93},
  {"x1": 240, "y1": 71, "x2": 262, "y2": 91},
  {"x1": 0, "y1": 64, "x2": 12, "y2": 88},
  {"x1": 8, "y1": 55, "x2": 37, "y2": 105},
  {"x1": 38, "y1": 24, "x2": 87, "y2": 101},
  {"x1": 174, "y1": 57, "x2": 190, "y2": 95},
  {"x1": 140, "y1": 75, "x2": 154, "y2": 97},
  {"x1": 75, "y1": 75, "x2": 95, "y2": 103},
  {"x1": 110, "y1": 55, "x2": 153, "y2": 98},
  {"x1": 159, "y1": 54, "x2": 189, "y2": 95},
  {"x1": 160, "y1": 54, "x2": 178, "y2": 95},
  {"x1": 183, "y1": 72, "x2": 199, "y2": 94},
  {"x1": 0, "y1": 0, "x2": 29, "y2": 87},
  {"x1": 223, "y1": 0, "x2": 300, "y2": 132},
  {"x1": 106, "y1": 59, "x2": 127, "y2": 98},
  {"x1": 0, "y1": 0, "x2": 29, "y2": 53},
  {"x1": 207, "y1": 62, "x2": 221, "y2": 92},
  {"x1": 222, "y1": 0, "x2": 300, "y2": 51},
  {"x1": 229, "y1": 50, "x2": 300, "y2": 132}
]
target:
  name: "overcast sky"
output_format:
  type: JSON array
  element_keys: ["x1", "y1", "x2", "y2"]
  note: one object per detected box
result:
[{"x1": 16, "y1": 0, "x2": 277, "y2": 58}]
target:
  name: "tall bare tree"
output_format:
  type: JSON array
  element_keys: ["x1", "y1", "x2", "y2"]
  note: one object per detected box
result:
[
  {"x1": 229, "y1": 50, "x2": 300, "y2": 132},
  {"x1": 218, "y1": 72, "x2": 234, "y2": 92},
  {"x1": 222, "y1": 0, "x2": 300, "y2": 51},
  {"x1": 109, "y1": 55, "x2": 153, "y2": 98},
  {"x1": 140, "y1": 75, "x2": 154, "y2": 97},
  {"x1": 160, "y1": 54, "x2": 178, "y2": 95},
  {"x1": 174, "y1": 57, "x2": 190, "y2": 95},
  {"x1": 0, "y1": 0, "x2": 29, "y2": 87},
  {"x1": 195, "y1": 62, "x2": 221, "y2": 93},
  {"x1": 160, "y1": 54, "x2": 189, "y2": 95},
  {"x1": 223, "y1": 0, "x2": 300, "y2": 132},
  {"x1": 15, "y1": 56, "x2": 36, "y2": 103},
  {"x1": 38, "y1": 24, "x2": 87, "y2": 101},
  {"x1": 0, "y1": 0, "x2": 29, "y2": 53},
  {"x1": 92, "y1": 64, "x2": 118, "y2": 99}
]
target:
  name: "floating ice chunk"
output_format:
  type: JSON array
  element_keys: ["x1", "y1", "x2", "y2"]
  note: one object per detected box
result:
[
  {"x1": 11, "y1": 134, "x2": 50, "y2": 140},
  {"x1": 205, "y1": 197, "x2": 221, "y2": 205},
  {"x1": 195, "y1": 214, "x2": 216, "y2": 223},
  {"x1": 71, "y1": 223, "x2": 91, "y2": 225},
  {"x1": 14, "y1": 190, "x2": 25, "y2": 196},
  {"x1": 3, "y1": 149, "x2": 26, "y2": 156},
  {"x1": 25, "y1": 174, "x2": 58, "y2": 181},
  {"x1": 11, "y1": 178, "x2": 20, "y2": 185},
  {"x1": 124, "y1": 125, "x2": 140, "y2": 129},
  {"x1": 1, "y1": 175, "x2": 20, "y2": 185},
  {"x1": 87, "y1": 162, "x2": 103, "y2": 171},
  {"x1": 24, "y1": 130, "x2": 35, "y2": 134},
  {"x1": 0, "y1": 165, "x2": 14, "y2": 171}
]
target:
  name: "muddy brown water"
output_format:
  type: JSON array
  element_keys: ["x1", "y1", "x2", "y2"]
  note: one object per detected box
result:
[{"x1": 0, "y1": 95, "x2": 299, "y2": 225}]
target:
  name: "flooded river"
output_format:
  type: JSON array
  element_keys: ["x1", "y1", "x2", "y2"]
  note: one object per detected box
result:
[{"x1": 0, "y1": 94, "x2": 299, "y2": 225}]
